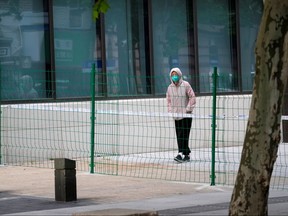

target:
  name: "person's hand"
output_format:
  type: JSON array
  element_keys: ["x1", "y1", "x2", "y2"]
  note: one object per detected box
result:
[{"x1": 186, "y1": 110, "x2": 192, "y2": 114}]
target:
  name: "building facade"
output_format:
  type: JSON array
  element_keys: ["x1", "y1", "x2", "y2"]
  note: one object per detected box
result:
[{"x1": 0, "y1": 0, "x2": 263, "y2": 102}]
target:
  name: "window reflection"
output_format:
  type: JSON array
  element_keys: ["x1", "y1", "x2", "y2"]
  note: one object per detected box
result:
[
  {"x1": 53, "y1": 0, "x2": 95, "y2": 98},
  {"x1": 0, "y1": 0, "x2": 264, "y2": 101},
  {"x1": 239, "y1": 0, "x2": 263, "y2": 91},
  {"x1": 0, "y1": 0, "x2": 47, "y2": 100},
  {"x1": 19, "y1": 74, "x2": 39, "y2": 99},
  {"x1": 105, "y1": 0, "x2": 147, "y2": 96},
  {"x1": 151, "y1": 0, "x2": 192, "y2": 95},
  {"x1": 197, "y1": 0, "x2": 237, "y2": 93}
]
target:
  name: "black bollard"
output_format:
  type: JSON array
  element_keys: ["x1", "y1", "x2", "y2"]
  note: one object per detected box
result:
[{"x1": 54, "y1": 158, "x2": 77, "y2": 202}]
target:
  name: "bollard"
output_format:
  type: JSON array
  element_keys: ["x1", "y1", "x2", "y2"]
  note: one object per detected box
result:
[{"x1": 54, "y1": 158, "x2": 77, "y2": 202}]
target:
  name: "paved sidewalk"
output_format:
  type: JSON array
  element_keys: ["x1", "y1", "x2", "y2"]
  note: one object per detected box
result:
[{"x1": 0, "y1": 165, "x2": 287, "y2": 215}]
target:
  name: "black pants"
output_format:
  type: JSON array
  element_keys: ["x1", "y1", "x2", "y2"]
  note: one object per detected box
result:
[{"x1": 175, "y1": 118, "x2": 192, "y2": 156}]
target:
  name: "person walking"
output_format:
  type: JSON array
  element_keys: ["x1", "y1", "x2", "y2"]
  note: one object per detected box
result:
[{"x1": 166, "y1": 67, "x2": 196, "y2": 163}]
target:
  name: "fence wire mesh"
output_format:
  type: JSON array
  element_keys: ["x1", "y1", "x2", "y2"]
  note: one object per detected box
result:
[{"x1": 1, "y1": 72, "x2": 288, "y2": 190}]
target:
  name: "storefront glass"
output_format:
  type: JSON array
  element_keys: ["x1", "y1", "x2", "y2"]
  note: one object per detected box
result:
[
  {"x1": 53, "y1": 0, "x2": 96, "y2": 98},
  {"x1": 0, "y1": 0, "x2": 48, "y2": 100},
  {"x1": 151, "y1": 0, "x2": 191, "y2": 95},
  {"x1": 0, "y1": 0, "x2": 264, "y2": 101},
  {"x1": 239, "y1": 0, "x2": 263, "y2": 91},
  {"x1": 197, "y1": 0, "x2": 238, "y2": 93},
  {"x1": 104, "y1": 0, "x2": 147, "y2": 96}
]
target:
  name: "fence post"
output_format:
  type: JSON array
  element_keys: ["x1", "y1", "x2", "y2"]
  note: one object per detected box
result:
[
  {"x1": 90, "y1": 63, "x2": 96, "y2": 174},
  {"x1": 211, "y1": 66, "x2": 218, "y2": 186}
]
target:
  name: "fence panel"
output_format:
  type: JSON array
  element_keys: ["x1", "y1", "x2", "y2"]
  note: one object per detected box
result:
[
  {"x1": 1, "y1": 103, "x2": 91, "y2": 170},
  {"x1": 1, "y1": 73, "x2": 288, "y2": 190}
]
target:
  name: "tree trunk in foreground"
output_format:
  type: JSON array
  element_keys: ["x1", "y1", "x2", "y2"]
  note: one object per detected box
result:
[{"x1": 229, "y1": 1, "x2": 288, "y2": 215}]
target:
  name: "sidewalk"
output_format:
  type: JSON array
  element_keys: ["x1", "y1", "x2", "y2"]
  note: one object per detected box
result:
[{"x1": 0, "y1": 165, "x2": 287, "y2": 215}]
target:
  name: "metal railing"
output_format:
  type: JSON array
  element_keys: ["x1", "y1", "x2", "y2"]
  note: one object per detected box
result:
[{"x1": 1, "y1": 65, "x2": 287, "y2": 190}]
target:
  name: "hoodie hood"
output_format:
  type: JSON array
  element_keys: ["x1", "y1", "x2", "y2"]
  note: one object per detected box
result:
[{"x1": 169, "y1": 67, "x2": 183, "y2": 84}]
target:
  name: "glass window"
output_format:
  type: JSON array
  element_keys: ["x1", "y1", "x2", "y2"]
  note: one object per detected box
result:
[
  {"x1": 104, "y1": 0, "x2": 147, "y2": 96},
  {"x1": 197, "y1": 0, "x2": 237, "y2": 93},
  {"x1": 0, "y1": 0, "x2": 48, "y2": 101},
  {"x1": 53, "y1": 0, "x2": 96, "y2": 98},
  {"x1": 239, "y1": 0, "x2": 263, "y2": 91},
  {"x1": 151, "y1": 0, "x2": 193, "y2": 95}
]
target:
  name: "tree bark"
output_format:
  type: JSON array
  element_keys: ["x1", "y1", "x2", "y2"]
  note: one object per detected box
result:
[{"x1": 229, "y1": 1, "x2": 288, "y2": 215}]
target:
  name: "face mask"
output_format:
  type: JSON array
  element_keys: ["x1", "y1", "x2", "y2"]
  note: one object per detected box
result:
[{"x1": 171, "y1": 75, "x2": 180, "y2": 82}]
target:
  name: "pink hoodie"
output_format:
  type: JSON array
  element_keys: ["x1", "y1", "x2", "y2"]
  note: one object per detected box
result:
[{"x1": 166, "y1": 67, "x2": 196, "y2": 120}]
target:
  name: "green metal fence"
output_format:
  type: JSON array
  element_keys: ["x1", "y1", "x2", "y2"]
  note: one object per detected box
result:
[{"x1": 1, "y1": 66, "x2": 288, "y2": 190}]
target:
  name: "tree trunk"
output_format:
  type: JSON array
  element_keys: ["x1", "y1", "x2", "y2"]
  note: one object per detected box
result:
[{"x1": 229, "y1": 1, "x2": 288, "y2": 215}]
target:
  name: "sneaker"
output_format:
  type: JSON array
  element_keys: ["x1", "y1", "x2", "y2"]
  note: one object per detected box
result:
[
  {"x1": 174, "y1": 154, "x2": 183, "y2": 163},
  {"x1": 183, "y1": 155, "x2": 190, "y2": 162}
]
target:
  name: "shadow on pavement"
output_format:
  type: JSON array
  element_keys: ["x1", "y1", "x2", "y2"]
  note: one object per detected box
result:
[{"x1": 0, "y1": 190, "x2": 99, "y2": 215}]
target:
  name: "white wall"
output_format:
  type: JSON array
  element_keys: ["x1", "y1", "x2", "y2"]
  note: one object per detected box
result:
[{"x1": 1, "y1": 95, "x2": 252, "y2": 164}]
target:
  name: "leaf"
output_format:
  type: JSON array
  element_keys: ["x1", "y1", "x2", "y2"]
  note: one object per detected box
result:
[
  {"x1": 93, "y1": 0, "x2": 110, "y2": 20},
  {"x1": 99, "y1": 1, "x2": 110, "y2": 13}
]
